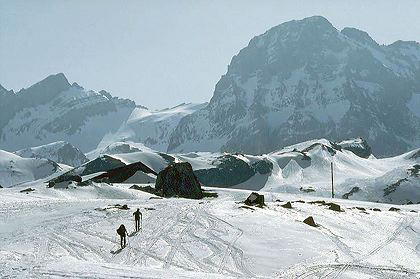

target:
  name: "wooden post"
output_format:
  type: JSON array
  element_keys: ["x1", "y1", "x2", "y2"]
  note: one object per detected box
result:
[{"x1": 331, "y1": 162, "x2": 334, "y2": 198}]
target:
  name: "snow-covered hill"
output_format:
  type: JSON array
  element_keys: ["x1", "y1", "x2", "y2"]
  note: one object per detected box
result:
[
  {"x1": 0, "y1": 183, "x2": 419, "y2": 278},
  {"x1": 0, "y1": 149, "x2": 71, "y2": 188},
  {"x1": 54, "y1": 138, "x2": 420, "y2": 204},
  {"x1": 168, "y1": 16, "x2": 420, "y2": 157},
  {"x1": 0, "y1": 73, "x2": 136, "y2": 152},
  {"x1": 14, "y1": 141, "x2": 88, "y2": 167},
  {"x1": 99, "y1": 103, "x2": 207, "y2": 152}
]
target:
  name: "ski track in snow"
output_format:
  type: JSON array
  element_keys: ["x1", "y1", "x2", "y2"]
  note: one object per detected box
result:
[
  {"x1": 0, "y1": 198, "x2": 253, "y2": 278},
  {"x1": 1, "y1": 186, "x2": 419, "y2": 278},
  {"x1": 287, "y1": 216, "x2": 419, "y2": 279}
]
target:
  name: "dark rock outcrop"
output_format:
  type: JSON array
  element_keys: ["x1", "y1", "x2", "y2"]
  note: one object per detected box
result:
[
  {"x1": 327, "y1": 203, "x2": 343, "y2": 212},
  {"x1": 155, "y1": 162, "x2": 203, "y2": 199},
  {"x1": 92, "y1": 161, "x2": 156, "y2": 184},
  {"x1": 244, "y1": 192, "x2": 265, "y2": 207},
  {"x1": 281, "y1": 202, "x2": 293, "y2": 209},
  {"x1": 303, "y1": 216, "x2": 318, "y2": 227},
  {"x1": 194, "y1": 155, "x2": 272, "y2": 187},
  {"x1": 389, "y1": 207, "x2": 400, "y2": 212},
  {"x1": 20, "y1": 188, "x2": 35, "y2": 193},
  {"x1": 342, "y1": 186, "x2": 360, "y2": 199}
]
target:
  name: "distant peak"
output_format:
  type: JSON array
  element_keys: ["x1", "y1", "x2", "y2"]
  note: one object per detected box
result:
[
  {"x1": 32, "y1": 73, "x2": 70, "y2": 89},
  {"x1": 301, "y1": 15, "x2": 332, "y2": 25},
  {"x1": 341, "y1": 27, "x2": 378, "y2": 47},
  {"x1": 0, "y1": 84, "x2": 13, "y2": 95},
  {"x1": 265, "y1": 15, "x2": 337, "y2": 40}
]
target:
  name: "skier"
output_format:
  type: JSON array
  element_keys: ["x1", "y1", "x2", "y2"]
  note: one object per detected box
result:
[
  {"x1": 133, "y1": 208, "x2": 142, "y2": 232},
  {"x1": 117, "y1": 224, "x2": 127, "y2": 249}
]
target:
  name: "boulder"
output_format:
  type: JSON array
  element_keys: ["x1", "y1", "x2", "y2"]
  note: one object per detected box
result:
[
  {"x1": 303, "y1": 216, "x2": 317, "y2": 227},
  {"x1": 389, "y1": 207, "x2": 400, "y2": 212},
  {"x1": 327, "y1": 203, "x2": 342, "y2": 212},
  {"x1": 244, "y1": 192, "x2": 265, "y2": 207},
  {"x1": 372, "y1": 208, "x2": 381, "y2": 212},
  {"x1": 155, "y1": 162, "x2": 203, "y2": 199},
  {"x1": 20, "y1": 188, "x2": 35, "y2": 193},
  {"x1": 281, "y1": 202, "x2": 293, "y2": 209}
]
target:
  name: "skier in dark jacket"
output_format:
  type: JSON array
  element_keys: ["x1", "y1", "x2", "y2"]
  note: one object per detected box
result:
[
  {"x1": 133, "y1": 208, "x2": 142, "y2": 232},
  {"x1": 117, "y1": 224, "x2": 127, "y2": 249}
]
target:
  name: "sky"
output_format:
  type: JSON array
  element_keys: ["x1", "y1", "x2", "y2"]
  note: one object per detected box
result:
[{"x1": 1, "y1": 0, "x2": 420, "y2": 109}]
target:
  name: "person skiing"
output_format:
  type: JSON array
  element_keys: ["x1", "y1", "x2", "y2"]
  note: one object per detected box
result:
[
  {"x1": 117, "y1": 224, "x2": 127, "y2": 249},
  {"x1": 133, "y1": 208, "x2": 142, "y2": 232}
]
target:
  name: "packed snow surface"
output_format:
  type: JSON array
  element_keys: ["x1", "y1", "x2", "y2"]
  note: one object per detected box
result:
[{"x1": 0, "y1": 183, "x2": 419, "y2": 278}]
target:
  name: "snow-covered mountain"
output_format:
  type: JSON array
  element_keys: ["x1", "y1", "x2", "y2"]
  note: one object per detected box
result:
[
  {"x1": 14, "y1": 141, "x2": 88, "y2": 167},
  {"x1": 0, "y1": 73, "x2": 136, "y2": 152},
  {"x1": 99, "y1": 103, "x2": 207, "y2": 152},
  {"x1": 0, "y1": 149, "x2": 70, "y2": 188},
  {"x1": 168, "y1": 16, "x2": 420, "y2": 157}
]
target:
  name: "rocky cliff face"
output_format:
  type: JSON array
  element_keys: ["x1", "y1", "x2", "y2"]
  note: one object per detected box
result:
[
  {"x1": 0, "y1": 73, "x2": 136, "y2": 152},
  {"x1": 168, "y1": 16, "x2": 420, "y2": 157}
]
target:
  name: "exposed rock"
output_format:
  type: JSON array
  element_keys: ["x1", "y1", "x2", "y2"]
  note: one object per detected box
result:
[
  {"x1": 327, "y1": 203, "x2": 343, "y2": 212},
  {"x1": 155, "y1": 162, "x2": 203, "y2": 199},
  {"x1": 372, "y1": 208, "x2": 381, "y2": 212},
  {"x1": 309, "y1": 200, "x2": 326, "y2": 205},
  {"x1": 303, "y1": 216, "x2": 318, "y2": 227},
  {"x1": 389, "y1": 207, "x2": 400, "y2": 212},
  {"x1": 337, "y1": 138, "x2": 372, "y2": 158},
  {"x1": 293, "y1": 200, "x2": 306, "y2": 203},
  {"x1": 20, "y1": 188, "x2": 35, "y2": 193},
  {"x1": 194, "y1": 155, "x2": 259, "y2": 187},
  {"x1": 244, "y1": 192, "x2": 265, "y2": 207},
  {"x1": 356, "y1": 207, "x2": 366, "y2": 211},
  {"x1": 342, "y1": 186, "x2": 360, "y2": 199},
  {"x1": 299, "y1": 187, "x2": 315, "y2": 193},
  {"x1": 92, "y1": 162, "x2": 156, "y2": 184},
  {"x1": 408, "y1": 164, "x2": 420, "y2": 177},
  {"x1": 410, "y1": 210, "x2": 417, "y2": 213},
  {"x1": 384, "y1": 179, "x2": 408, "y2": 196},
  {"x1": 281, "y1": 202, "x2": 293, "y2": 209},
  {"x1": 48, "y1": 175, "x2": 82, "y2": 188}
]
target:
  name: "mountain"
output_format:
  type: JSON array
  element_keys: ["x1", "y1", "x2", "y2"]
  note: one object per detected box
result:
[
  {"x1": 0, "y1": 149, "x2": 70, "y2": 188},
  {"x1": 168, "y1": 16, "x2": 420, "y2": 157},
  {"x1": 14, "y1": 141, "x2": 88, "y2": 167},
  {"x1": 99, "y1": 103, "x2": 207, "y2": 152},
  {"x1": 0, "y1": 73, "x2": 136, "y2": 152}
]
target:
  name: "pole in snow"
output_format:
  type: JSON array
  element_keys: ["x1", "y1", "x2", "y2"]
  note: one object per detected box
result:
[{"x1": 331, "y1": 162, "x2": 334, "y2": 198}]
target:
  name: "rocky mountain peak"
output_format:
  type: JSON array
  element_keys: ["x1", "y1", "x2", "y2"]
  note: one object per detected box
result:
[
  {"x1": 341, "y1": 27, "x2": 378, "y2": 47},
  {"x1": 168, "y1": 16, "x2": 420, "y2": 157}
]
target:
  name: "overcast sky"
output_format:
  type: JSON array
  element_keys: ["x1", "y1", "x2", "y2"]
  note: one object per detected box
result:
[{"x1": 1, "y1": 0, "x2": 419, "y2": 109}]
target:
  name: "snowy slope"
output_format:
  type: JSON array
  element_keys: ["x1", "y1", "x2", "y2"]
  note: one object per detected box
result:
[
  {"x1": 99, "y1": 103, "x2": 207, "y2": 152},
  {"x1": 0, "y1": 183, "x2": 419, "y2": 278},
  {"x1": 0, "y1": 149, "x2": 71, "y2": 188},
  {"x1": 260, "y1": 139, "x2": 419, "y2": 204},
  {"x1": 14, "y1": 141, "x2": 88, "y2": 167}
]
